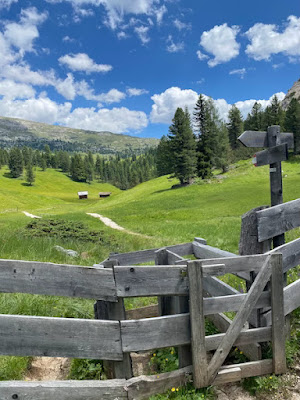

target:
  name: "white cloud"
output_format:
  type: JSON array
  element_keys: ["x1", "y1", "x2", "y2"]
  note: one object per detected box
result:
[
  {"x1": 62, "y1": 35, "x2": 75, "y2": 42},
  {"x1": 56, "y1": 73, "x2": 76, "y2": 100},
  {"x1": 0, "y1": 94, "x2": 148, "y2": 133},
  {"x1": 117, "y1": 31, "x2": 128, "y2": 39},
  {"x1": 58, "y1": 53, "x2": 113, "y2": 73},
  {"x1": 0, "y1": 79, "x2": 35, "y2": 99},
  {"x1": 4, "y1": 7, "x2": 47, "y2": 54},
  {"x1": 62, "y1": 106, "x2": 148, "y2": 133},
  {"x1": 174, "y1": 18, "x2": 191, "y2": 31},
  {"x1": 166, "y1": 35, "x2": 184, "y2": 53},
  {"x1": 1, "y1": 64, "x2": 56, "y2": 86},
  {"x1": 229, "y1": 68, "x2": 246, "y2": 79},
  {"x1": 0, "y1": 96, "x2": 72, "y2": 124},
  {"x1": 127, "y1": 87, "x2": 149, "y2": 96},
  {"x1": 246, "y1": 16, "x2": 300, "y2": 61},
  {"x1": 0, "y1": 0, "x2": 17, "y2": 9},
  {"x1": 155, "y1": 5, "x2": 167, "y2": 25},
  {"x1": 150, "y1": 87, "x2": 199, "y2": 124},
  {"x1": 150, "y1": 87, "x2": 286, "y2": 124},
  {"x1": 75, "y1": 81, "x2": 126, "y2": 105},
  {"x1": 199, "y1": 23, "x2": 240, "y2": 67},
  {"x1": 196, "y1": 50, "x2": 209, "y2": 61},
  {"x1": 134, "y1": 25, "x2": 150, "y2": 44},
  {"x1": 0, "y1": 32, "x2": 18, "y2": 67}
]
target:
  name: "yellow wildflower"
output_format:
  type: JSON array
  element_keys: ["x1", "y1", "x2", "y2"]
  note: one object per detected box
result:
[{"x1": 171, "y1": 388, "x2": 176, "y2": 392}]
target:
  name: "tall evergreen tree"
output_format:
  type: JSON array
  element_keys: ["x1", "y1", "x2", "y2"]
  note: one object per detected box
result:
[
  {"x1": 227, "y1": 105, "x2": 243, "y2": 149},
  {"x1": 215, "y1": 123, "x2": 230, "y2": 172},
  {"x1": 168, "y1": 107, "x2": 197, "y2": 184},
  {"x1": 244, "y1": 102, "x2": 264, "y2": 131},
  {"x1": 156, "y1": 135, "x2": 173, "y2": 176},
  {"x1": 8, "y1": 148, "x2": 23, "y2": 178},
  {"x1": 25, "y1": 162, "x2": 35, "y2": 186},
  {"x1": 264, "y1": 95, "x2": 285, "y2": 129},
  {"x1": 285, "y1": 98, "x2": 300, "y2": 154}
]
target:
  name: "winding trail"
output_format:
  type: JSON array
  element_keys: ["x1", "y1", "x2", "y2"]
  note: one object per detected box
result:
[
  {"x1": 87, "y1": 213, "x2": 152, "y2": 239},
  {"x1": 22, "y1": 211, "x2": 41, "y2": 219}
]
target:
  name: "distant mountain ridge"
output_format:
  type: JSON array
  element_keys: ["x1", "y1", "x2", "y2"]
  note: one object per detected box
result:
[{"x1": 0, "y1": 116, "x2": 159, "y2": 155}]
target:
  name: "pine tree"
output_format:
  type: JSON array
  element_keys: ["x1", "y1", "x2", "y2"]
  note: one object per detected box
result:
[
  {"x1": 194, "y1": 95, "x2": 220, "y2": 178},
  {"x1": 168, "y1": 107, "x2": 197, "y2": 184},
  {"x1": 285, "y1": 98, "x2": 300, "y2": 154},
  {"x1": 156, "y1": 135, "x2": 173, "y2": 176},
  {"x1": 215, "y1": 123, "x2": 230, "y2": 172},
  {"x1": 25, "y1": 162, "x2": 35, "y2": 186},
  {"x1": 264, "y1": 95, "x2": 285, "y2": 129},
  {"x1": 244, "y1": 102, "x2": 264, "y2": 131},
  {"x1": 227, "y1": 105, "x2": 243, "y2": 149},
  {"x1": 8, "y1": 147, "x2": 23, "y2": 178}
]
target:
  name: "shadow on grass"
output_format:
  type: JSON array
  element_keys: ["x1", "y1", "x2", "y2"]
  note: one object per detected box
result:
[
  {"x1": 153, "y1": 182, "x2": 190, "y2": 195},
  {"x1": 21, "y1": 182, "x2": 33, "y2": 187}
]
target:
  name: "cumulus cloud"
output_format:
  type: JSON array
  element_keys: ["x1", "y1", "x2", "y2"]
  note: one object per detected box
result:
[
  {"x1": 62, "y1": 106, "x2": 148, "y2": 133},
  {"x1": 0, "y1": 94, "x2": 148, "y2": 133},
  {"x1": 150, "y1": 87, "x2": 286, "y2": 124},
  {"x1": 59, "y1": 53, "x2": 113, "y2": 73},
  {"x1": 166, "y1": 35, "x2": 184, "y2": 53},
  {"x1": 1, "y1": 64, "x2": 56, "y2": 86},
  {"x1": 0, "y1": 79, "x2": 35, "y2": 99},
  {"x1": 56, "y1": 73, "x2": 76, "y2": 100},
  {"x1": 245, "y1": 16, "x2": 300, "y2": 61},
  {"x1": 127, "y1": 87, "x2": 149, "y2": 96},
  {"x1": 150, "y1": 87, "x2": 199, "y2": 124},
  {"x1": 199, "y1": 23, "x2": 240, "y2": 67},
  {"x1": 75, "y1": 81, "x2": 126, "y2": 105},
  {"x1": 4, "y1": 7, "x2": 47, "y2": 54},
  {"x1": 154, "y1": 5, "x2": 167, "y2": 25},
  {"x1": 134, "y1": 25, "x2": 150, "y2": 44}
]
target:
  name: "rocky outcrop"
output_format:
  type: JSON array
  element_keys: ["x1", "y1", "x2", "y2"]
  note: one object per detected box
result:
[{"x1": 281, "y1": 79, "x2": 300, "y2": 110}]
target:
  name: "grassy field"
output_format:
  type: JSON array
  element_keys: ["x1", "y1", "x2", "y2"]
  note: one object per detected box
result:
[{"x1": 0, "y1": 158, "x2": 300, "y2": 397}]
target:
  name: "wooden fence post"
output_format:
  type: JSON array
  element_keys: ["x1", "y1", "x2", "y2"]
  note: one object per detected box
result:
[{"x1": 94, "y1": 259, "x2": 133, "y2": 380}]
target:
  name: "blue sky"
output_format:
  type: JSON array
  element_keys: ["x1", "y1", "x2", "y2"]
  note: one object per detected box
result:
[{"x1": 0, "y1": 0, "x2": 299, "y2": 139}]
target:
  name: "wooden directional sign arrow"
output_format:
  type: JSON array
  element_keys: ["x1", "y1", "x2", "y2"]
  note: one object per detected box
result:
[
  {"x1": 252, "y1": 143, "x2": 288, "y2": 167},
  {"x1": 238, "y1": 130, "x2": 294, "y2": 148}
]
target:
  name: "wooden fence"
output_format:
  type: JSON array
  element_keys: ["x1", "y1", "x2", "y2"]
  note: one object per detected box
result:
[{"x1": 1, "y1": 198, "x2": 300, "y2": 399}]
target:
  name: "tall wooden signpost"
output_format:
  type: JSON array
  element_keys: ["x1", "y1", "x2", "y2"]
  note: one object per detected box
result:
[{"x1": 238, "y1": 125, "x2": 294, "y2": 248}]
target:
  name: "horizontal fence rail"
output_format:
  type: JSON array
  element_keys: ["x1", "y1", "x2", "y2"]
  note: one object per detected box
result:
[
  {"x1": 0, "y1": 259, "x2": 117, "y2": 301},
  {"x1": 257, "y1": 199, "x2": 300, "y2": 242},
  {"x1": 0, "y1": 314, "x2": 122, "y2": 360},
  {"x1": 0, "y1": 360, "x2": 274, "y2": 400}
]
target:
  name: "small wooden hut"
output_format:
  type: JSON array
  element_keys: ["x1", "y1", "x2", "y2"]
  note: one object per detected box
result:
[
  {"x1": 99, "y1": 192, "x2": 111, "y2": 198},
  {"x1": 78, "y1": 191, "x2": 88, "y2": 199}
]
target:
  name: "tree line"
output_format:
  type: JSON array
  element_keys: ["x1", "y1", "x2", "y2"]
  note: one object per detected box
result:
[
  {"x1": 0, "y1": 145, "x2": 157, "y2": 189},
  {"x1": 156, "y1": 95, "x2": 300, "y2": 184}
]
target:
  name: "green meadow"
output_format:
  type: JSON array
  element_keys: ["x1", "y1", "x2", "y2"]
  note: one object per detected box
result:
[{"x1": 0, "y1": 157, "x2": 300, "y2": 397}]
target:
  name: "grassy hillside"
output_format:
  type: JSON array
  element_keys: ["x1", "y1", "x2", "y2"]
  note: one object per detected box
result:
[
  {"x1": 0, "y1": 157, "x2": 300, "y2": 396},
  {"x1": 0, "y1": 115, "x2": 159, "y2": 155}
]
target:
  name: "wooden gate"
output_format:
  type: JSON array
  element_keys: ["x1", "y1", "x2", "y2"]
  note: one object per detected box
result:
[{"x1": 188, "y1": 253, "x2": 286, "y2": 388}]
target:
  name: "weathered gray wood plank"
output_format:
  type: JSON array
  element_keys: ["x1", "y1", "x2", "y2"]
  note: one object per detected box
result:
[
  {"x1": 215, "y1": 359, "x2": 273, "y2": 381},
  {"x1": 115, "y1": 265, "x2": 188, "y2": 297},
  {"x1": 192, "y1": 242, "x2": 250, "y2": 281},
  {"x1": 268, "y1": 238, "x2": 300, "y2": 273},
  {"x1": 121, "y1": 313, "x2": 271, "y2": 353},
  {"x1": 126, "y1": 366, "x2": 192, "y2": 400},
  {"x1": 108, "y1": 242, "x2": 193, "y2": 265},
  {"x1": 257, "y1": 199, "x2": 300, "y2": 242},
  {"x1": 254, "y1": 143, "x2": 288, "y2": 167},
  {"x1": 271, "y1": 254, "x2": 286, "y2": 374},
  {"x1": 201, "y1": 254, "x2": 271, "y2": 276},
  {"x1": 207, "y1": 254, "x2": 272, "y2": 383},
  {"x1": 121, "y1": 314, "x2": 190, "y2": 352},
  {"x1": 0, "y1": 380, "x2": 128, "y2": 400},
  {"x1": 0, "y1": 314, "x2": 122, "y2": 360},
  {"x1": 166, "y1": 249, "x2": 187, "y2": 264},
  {"x1": 0, "y1": 259, "x2": 117, "y2": 301},
  {"x1": 284, "y1": 278, "x2": 300, "y2": 316},
  {"x1": 188, "y1": 261, "x2": 208, "y2": 388}
]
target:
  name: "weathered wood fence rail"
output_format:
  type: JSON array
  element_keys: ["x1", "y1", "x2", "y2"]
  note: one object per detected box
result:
[{"x1": 1, "y1": 197, "x2": 300, "y2": 399}]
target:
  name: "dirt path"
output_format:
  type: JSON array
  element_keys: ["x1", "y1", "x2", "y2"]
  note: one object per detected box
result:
[
  {"x1": 22, "y1": 211, "x2": 41, "y2": 219},
  {"x1": 24, "y1": 357, "x2": 70, "y2": 381},
  {"x1": 87, "y1": 213, "x2": 152, "y2": 239}
]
